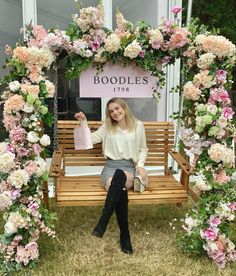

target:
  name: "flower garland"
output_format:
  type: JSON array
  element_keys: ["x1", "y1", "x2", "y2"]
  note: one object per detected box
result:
[
  {"x1": 179, "y1": 32, "x2": 236, "y2": 268},
  {"x1": 0, "y1": 2, "x2": 235, "y2": 272}
]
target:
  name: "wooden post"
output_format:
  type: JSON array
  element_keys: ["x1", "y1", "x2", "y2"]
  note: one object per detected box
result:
[{"x1": 42, "y1": 181, "x2": 50, "y2": 209}]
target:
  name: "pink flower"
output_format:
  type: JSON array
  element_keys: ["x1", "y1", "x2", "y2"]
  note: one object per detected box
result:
[
  {"x1": 216, "y1": 69, "x2": 227, "y2": 83},
  {"x1": 171, "y1": 5, "x2": 182, "y2": 14},
  {"x1": 24, "y1": 161, "x2": 37, "y2": 175},
  {"x1": 213, "y1": 170, "x2": 230, "y2": 184},
  {"x1": 222, "y1": 107, "x2": 234, "y2": 119},
  {"x1": 28, "y1": 202, "x2": 39, "y2": 210},
  {"x1": 209, "y1": 216, "x2": 221, "y2": 228},
  {"x1": 15, "y1": 147, "x2": 30, "y2": 157},
  {"x1": 228, "y1": 202, "x2": 236, "y2": 211},
  {"x1": 203, "y1": 228, "x2": 218, "y2": 241},
  {"x1": 138, "y1": 51, "x2": 145, "y2": 58},
  {"x1": 32, "y1": 143, "x2": 42, "y2": 155},
  {"x1": 28, "y1": 25, "x2": 48, "y2": 48},
  {"x1": 228, "y1": 250, "x2": 236, "y2": 261},
  {"x1": 208, "y1": 88, "x2": 230, "y2": 105},
  {"x1": 3, "y1": 113, "x2": 21, "y2": 131},
  {"x1": 92, "y1": 40, "x2": 100, "y2": 52},
  {"x1": 6, "y1": 144, "x2": 15, "y2": 153},
  {"x1": 11, "y1": 189, "x2": 21, "y2": 200},
  {"x1": 9, "y1": 126, "x2": 27, "y2": 143},
  {"x1": 161, "y1": 56, "x2": 170, "y2": 65}
]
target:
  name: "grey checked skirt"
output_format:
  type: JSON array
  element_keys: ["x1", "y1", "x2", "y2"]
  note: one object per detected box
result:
[{"x1": 101, "y1": 158, "x2": 135, "y2": 187}]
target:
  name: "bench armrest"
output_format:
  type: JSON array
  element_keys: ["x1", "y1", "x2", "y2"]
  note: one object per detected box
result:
[
  {"x1": 49, "y1": 150, "x2": 63, "y2": 177},
  {"x1": 168, "y1": 150, "x2": 191, "y2": 175}
]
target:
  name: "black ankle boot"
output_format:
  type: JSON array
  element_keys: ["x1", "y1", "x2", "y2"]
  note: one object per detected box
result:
[
  {"x1": 92, "y1": 169, "x2": 127, "y2": 238},
  {"x1": 115, "y1": 189, "x2": 133, "y2": 254}
]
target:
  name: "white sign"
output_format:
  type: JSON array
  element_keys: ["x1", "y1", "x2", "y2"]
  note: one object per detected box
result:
[{"x1": 80, "y1": 63, "x2": 157, "y2": 98}]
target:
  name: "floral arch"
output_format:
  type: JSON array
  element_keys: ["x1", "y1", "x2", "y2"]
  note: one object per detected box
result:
[{"x1": 0, "y1": 2, "x2": 235, "y2": 272}]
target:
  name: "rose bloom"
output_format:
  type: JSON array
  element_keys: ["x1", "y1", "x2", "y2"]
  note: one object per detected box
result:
[
  {"x1": 222, "y1": 107, "x2": 234, "y2": 120},
  {"x1": 216, "y1": 69, "x2": 227, "y2": 83},
  {"x1": 183, "y1": 81, "x2": 201, "y2": 101},
  {"x1": 216, "y1": 116, "x2": 228, "y2": 128},
  {"x1": 39, "y1": 134, "x2": 51, "y2": 147},
  {"x1": 27, "y1": 131, "x2": 39, "y2": 143},
  {"x1": 202, "y1": 227, "x2": 219, "y2": 241},
  {"x1": 206, "y1": 104, "x2": 218, "y2": 115},
  {"x1": 171, "y1": 5, "x2": 182, "y2": 14},
  {"x1": 209, "y1": 216, "x2": 221, "y2": 228},
  {"x1": 9, "y1": 80, "x2": 20, "y2": 92}
]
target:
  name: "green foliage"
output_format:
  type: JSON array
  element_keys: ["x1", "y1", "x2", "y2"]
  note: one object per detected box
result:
[{"x1": 182, "y1": 0, "x2": 236, "y2": 44}]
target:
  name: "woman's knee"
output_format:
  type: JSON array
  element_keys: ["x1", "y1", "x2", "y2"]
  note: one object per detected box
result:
[{"x1": 124, "y1": 171, "x2": 134, "y2": 190}]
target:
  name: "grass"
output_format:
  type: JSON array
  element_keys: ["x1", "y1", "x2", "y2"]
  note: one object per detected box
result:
[{"x1": 1, "y1": 200, "x2": 236, "y2": 276}]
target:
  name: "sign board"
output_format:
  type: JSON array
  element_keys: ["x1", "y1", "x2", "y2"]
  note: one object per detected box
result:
[{"x1": 80, "y1": 63, "x2": 157, "y2": 98}]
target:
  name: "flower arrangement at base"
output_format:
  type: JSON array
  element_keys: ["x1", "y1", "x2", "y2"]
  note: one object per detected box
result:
[{"x1": 0, "y1": 1, "x2": 235, "y2": 272}]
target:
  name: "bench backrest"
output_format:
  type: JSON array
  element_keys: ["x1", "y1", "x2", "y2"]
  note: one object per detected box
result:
[{"x1": 57, "y1": 120, "x2": 174, "y2": 173}]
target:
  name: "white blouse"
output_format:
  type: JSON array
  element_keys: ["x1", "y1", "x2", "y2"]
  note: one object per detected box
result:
[{"x1": 81, "y1": 120, "x2": 148, "y2": 168}]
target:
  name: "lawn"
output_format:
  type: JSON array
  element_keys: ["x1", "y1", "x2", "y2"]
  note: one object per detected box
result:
[{"x1": 1, "y1": 200, "x2": 236, "y2": 276}]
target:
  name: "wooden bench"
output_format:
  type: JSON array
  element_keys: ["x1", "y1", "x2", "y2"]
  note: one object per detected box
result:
[{"x1": 49, "y1": 121, "x2": 191, "y2": 207}]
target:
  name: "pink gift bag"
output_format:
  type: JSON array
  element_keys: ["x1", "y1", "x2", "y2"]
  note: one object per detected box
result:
[{"x1": 73, "y1": 126, "x2": 93, "y2": 150}]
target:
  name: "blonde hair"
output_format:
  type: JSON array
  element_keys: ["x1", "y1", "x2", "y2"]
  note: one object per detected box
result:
[{"x1": 105, "y1": 98, "x2": 137, "y2": 132}]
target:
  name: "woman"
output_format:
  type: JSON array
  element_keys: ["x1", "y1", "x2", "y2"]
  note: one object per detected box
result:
[{"x1": 75, "y1": 98, "x2": 148, "y2": 255}]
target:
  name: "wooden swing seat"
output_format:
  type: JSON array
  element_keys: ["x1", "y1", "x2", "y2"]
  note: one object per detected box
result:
[{"x1": 48, "y1": 121, "x2": 191, "y2": 207}]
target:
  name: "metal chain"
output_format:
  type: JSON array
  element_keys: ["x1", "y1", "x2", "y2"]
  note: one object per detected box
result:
[{"x1": 53, "y1": 65, "x2": 58, "y2": 151}]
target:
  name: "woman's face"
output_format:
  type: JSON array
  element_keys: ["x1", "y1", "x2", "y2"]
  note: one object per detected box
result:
[{"x1": 108, "y1": 102, "x2": 126, "y2": 122}]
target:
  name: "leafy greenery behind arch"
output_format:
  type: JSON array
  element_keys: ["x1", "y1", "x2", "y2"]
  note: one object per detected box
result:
[{"x1": 0, "y1": 2, "x2": 235, "y2": 273}]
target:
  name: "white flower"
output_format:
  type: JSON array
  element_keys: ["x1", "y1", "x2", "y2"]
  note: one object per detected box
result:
[
  {"x1": 194, "y1": 173, "x2": 211, "y2": 191},
  {"x1": 0, "y1": 142, "x2": 8, "y2": 153},
  {"x1": 124, "y1": 40, "x2": 142, "y2": 59},
  {"x1": 35, "y1": 157, "x2": 48, "y2": 177},
  {"x1": 39, "y1": 134, "x2": 51, "y2": 147},
  {"x1": 0, "y1": 152, "x2": 15, "y2": 173},
  {"x1": 22, "y1": 103, "x2": 34, "y2": 113},
  {"x1": 5, "y1": 221, "x2": 17, "y2": 234},
  {"x1": 8, "y1": 169, "x2": 29, "y2": 189},
  {"x1": 104, "y1": 33, "x2": 120, "y2": 53},
  {"x1": 0, "y1": 191, "x2": 13, "y2": 211},
  {"x1": 197, "y1": 53, "x2": 215, "y2": 69},
  {"x1": 217, "y1": 117, "x2": 227, "y2": 128},
  {"x1": 9, "y1": 80, "x2": 20, "y2": 92},
  {"x1": 5, "y1": 211, "x2": 29, "y2": 234},
  {"x1": 207, "y1": 104, "x2": 218, "y2": 115},
  {"x1": 27, "y1": 131, "x2": 39, "y2": 143},
  {"x1": 45, "y1": 80, "x2": 55, "y2": 98}
]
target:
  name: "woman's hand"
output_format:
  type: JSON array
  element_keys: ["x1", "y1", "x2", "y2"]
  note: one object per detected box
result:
[
  {"x1": 74, "y1": 112, "x2": 87, "y2": 122},
  {"x1": 136, "y1": 167, "x2": 147, "y2": 181}
]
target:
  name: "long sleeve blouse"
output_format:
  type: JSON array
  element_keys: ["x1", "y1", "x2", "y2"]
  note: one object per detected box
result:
[{"x1": 81, "y1": 120, "x2": 148, "y2": 168}]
